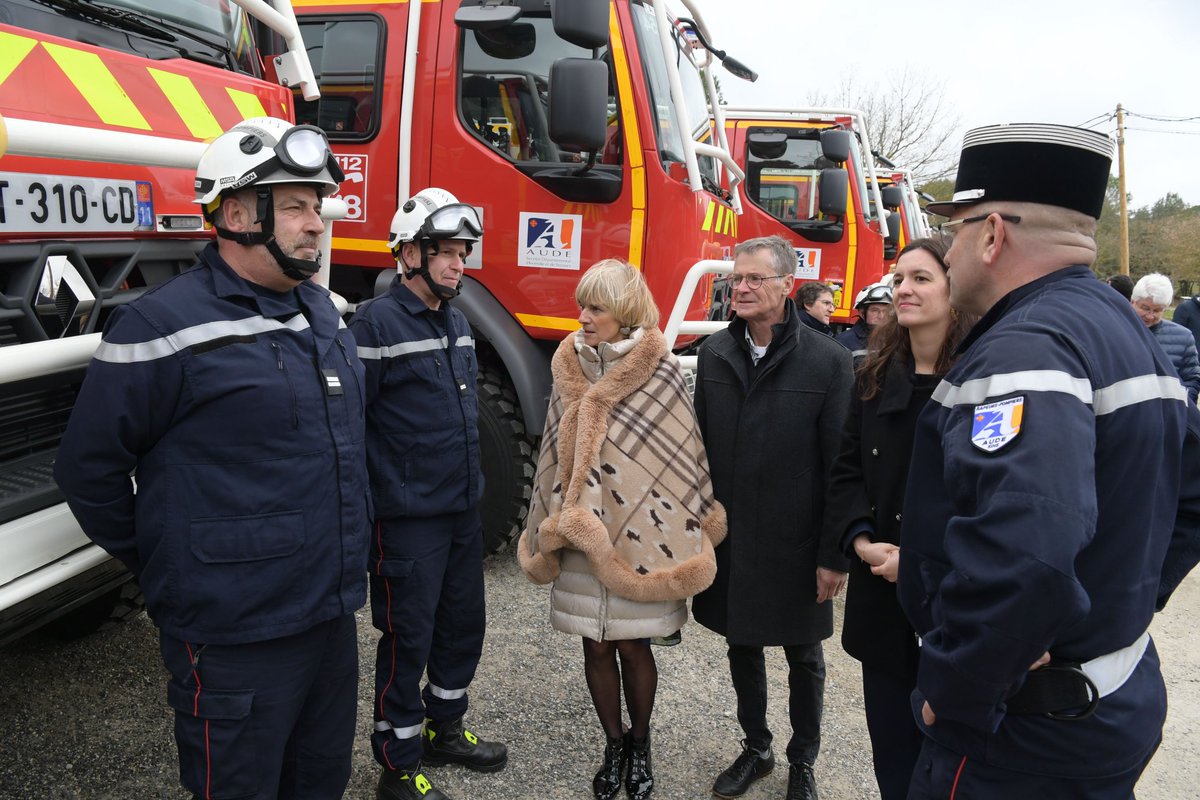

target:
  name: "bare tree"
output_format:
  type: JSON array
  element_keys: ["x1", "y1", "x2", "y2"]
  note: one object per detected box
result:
[{"x1": 807, "y1": 66, "x2": 962, "y2": 184}]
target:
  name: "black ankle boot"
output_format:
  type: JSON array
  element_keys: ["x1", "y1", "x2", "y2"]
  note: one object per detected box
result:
[
  {"x1": 422, "y1": 716, "x2": 508, "y2": 772},
  {"x1": 376, "y1": 764, "x2": 452, "y2": 800},
  {"x1": 592, "y1": 732, "x2": 627, "y2": 800},
  {"x1": 626, "y1": 734, "x2": 653, "y2": 800}
]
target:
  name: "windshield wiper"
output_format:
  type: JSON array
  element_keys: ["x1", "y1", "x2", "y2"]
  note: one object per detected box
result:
[
  {"x1": 699, "y1": 171, "x2": 731, "y2": 202},
  {"x1": 93, "y1": 1, "x2": 233, "y2": 58},
  {"x1": 34, "y1": 0, "x2": 175, "y2": 41},
  {"x1": 34, "y1": 0, "x2": 232, "y2": 66}
]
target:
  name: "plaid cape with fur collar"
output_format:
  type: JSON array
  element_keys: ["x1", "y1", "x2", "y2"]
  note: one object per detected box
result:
[{"x1": 518, "y1": 327, "x2": 726, "y2": 601}]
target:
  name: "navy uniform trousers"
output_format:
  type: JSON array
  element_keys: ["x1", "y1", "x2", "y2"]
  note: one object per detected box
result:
[
  {"x1": 909, "y1": 731, "x2": 1158, "y2": 800},
  {"x1": 159, "y1": 614, "x2": 358, "y2": 800},
  {"x1": 370, "y1": 508, "x2": 486, "y2": 770}
]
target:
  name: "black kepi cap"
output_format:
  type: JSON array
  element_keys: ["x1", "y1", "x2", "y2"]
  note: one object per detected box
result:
[{"x1": 927, "y1": 123, "x2": 1114, "y2": 219}]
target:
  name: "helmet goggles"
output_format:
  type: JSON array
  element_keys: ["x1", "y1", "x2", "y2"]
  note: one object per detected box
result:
[
  {"x1": 417, "y1": 203, "x2": 484, "y2": 241},
  {"x1": 856, "y1": 283, "x2": 893, "y2": 308},
  {"x1": 247, "y1": 124, "x2": 345, "y2": 186}
]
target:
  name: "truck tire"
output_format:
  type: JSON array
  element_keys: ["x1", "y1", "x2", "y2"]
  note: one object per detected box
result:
[
  {"x1": 476, "y1": 360, "x2": 536, "y2": 556},
  {"x1": 42, "y1": 580, "x2": 145, "y2": 640}
]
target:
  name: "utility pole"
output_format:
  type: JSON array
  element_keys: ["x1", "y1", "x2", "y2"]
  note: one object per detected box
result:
[{"x1": 1117, "y1": 103, "x2": 1130, "y2": 275}]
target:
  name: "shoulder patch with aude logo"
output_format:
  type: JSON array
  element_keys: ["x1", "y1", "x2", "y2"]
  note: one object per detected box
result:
[{"x1": 971, "y1": 396, "x2": 1024, "y2": 452}]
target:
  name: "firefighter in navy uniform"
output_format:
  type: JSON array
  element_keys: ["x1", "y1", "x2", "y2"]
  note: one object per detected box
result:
[
  {"x1": 55, "y1": 118, "x2": 369, "y2": 799},
  {"x1": 835, "y1": 282, "x2": 893, "y2": 364},
  {"x1": 899, "y1": 123, "x2": 1200, "y2": 798},
  {"x1": 350, "y1": 189, "x2": 507, "y2": 800}
]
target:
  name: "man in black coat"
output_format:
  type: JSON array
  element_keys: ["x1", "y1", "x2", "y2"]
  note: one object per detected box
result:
[{"x1": 692, "y1": 235, "x2": 854, "y2": 800}]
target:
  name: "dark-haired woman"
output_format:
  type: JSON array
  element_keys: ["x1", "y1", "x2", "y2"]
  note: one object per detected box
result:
[{"x1": 825, "y1": 238, "x2": 976, "y2": 800}]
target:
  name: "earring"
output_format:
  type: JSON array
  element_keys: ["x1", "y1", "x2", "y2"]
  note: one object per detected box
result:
[{"x1": 619, "y1": 326, "x2": 632, "y2": 336}]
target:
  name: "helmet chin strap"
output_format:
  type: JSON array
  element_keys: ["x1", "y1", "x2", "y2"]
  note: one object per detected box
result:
[
  {"x1": 214, "y1": 187, "x2": 322, "y2": 281},
  {"x1": 403, "y1": 241, "x2": 460, "y2": 302}
]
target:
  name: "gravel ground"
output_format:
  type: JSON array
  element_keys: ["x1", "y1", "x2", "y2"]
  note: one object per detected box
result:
[{"x1": 0, "y1": 557, "x2": 1196, "y2": 799}]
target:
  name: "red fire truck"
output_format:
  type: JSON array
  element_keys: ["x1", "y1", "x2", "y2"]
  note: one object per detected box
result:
[
  {"x1": 0, "y1": 0, "x2": 319, "y2": 643},
  {"x1": 290, "y1": 0, "x2": 753, "y2": 552},
  {"x1": 718, "y1": 107, "x2": 891, "y2": 326}
]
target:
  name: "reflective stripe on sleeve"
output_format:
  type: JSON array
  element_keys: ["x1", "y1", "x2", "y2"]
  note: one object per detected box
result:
[
  {"x1": 94, "y1": 315, "x2": 310, "y2": 363},
  {"x1": 357, "y1": 334, "x2": 476, "y2": 361},
  {"x1": 1093, "y1": 375, "x2": 1188, "y2": 415},
  {"x1": 427, "y1": 682, "x2": 467, "y2": 700},
  {"x1": 933, "y1": 370, "x2": 1187, "y2": 415}
]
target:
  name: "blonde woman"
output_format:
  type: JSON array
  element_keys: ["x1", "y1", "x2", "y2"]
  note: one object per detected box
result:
[{"x1": 519, "y1": 259, "x2": 726, "y2": 800}]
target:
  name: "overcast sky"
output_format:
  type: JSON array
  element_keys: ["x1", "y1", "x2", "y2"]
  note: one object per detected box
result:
[{"x1": 697, "y1": 0, "x2": 1200, "y2": 209}]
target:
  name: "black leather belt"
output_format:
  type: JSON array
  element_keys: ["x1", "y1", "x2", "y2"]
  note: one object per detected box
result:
[{"x1": 1006, "y1": 662, "x2": 1099, "y2": 720}]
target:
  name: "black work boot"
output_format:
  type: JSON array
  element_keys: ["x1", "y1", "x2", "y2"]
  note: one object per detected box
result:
[
  {"x1": 592, "y1": 732, "x2": 628, "y2": 800},
  {"x1": 625, "y1": 734, "x2": 654, "y2": 800},
  {"x1": 785, "y1": 762, "x2": 819, "y2": 800},
  {"x1": 376, "y1": 764, "x2": 452, "y2": 800},
  {"x1": 712, "y1": 739, "x2": 775, "y2": 798},
  {"x1": 422, "y1": 716, "x2": 508, "y2": 772}
]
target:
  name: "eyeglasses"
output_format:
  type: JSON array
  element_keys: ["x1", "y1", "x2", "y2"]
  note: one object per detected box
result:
[
  {"x1": 936, "y1": 212, "x2": 1022, "y2": 236},
  {"x1": 728, "y1": 273, "x2": 788, "y2": 290}
]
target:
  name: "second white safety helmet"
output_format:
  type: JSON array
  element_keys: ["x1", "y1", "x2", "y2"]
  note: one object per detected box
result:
[{"x1": 388, "y1": 188, "x2": 483, "y2": 255}]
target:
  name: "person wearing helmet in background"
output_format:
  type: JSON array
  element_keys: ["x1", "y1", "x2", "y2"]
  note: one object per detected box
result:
[
  {"x1": 836, "y1": 283, "x2": 893, "y2": 365},
  {"x1": 54, "y1": 117, "x2": 368, "y2": 799},
  {"x1": 349, "y1": 189, "x2": 507, "y2": 800}
]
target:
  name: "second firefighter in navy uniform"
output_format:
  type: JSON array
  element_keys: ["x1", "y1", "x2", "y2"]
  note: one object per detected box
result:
[{"x1": 350, "y1": 188, "x2": 506, "y2": 800}]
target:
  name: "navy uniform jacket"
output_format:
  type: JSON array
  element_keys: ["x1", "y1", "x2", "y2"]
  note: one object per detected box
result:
[
  {"x1": 54, "y1": 243, "x2": 370, "y2": 646},
  {"x1": 899, "y1": 265, "x2": 1200, "y2": 778},
  {"x1": 349, "y1": 278, "x2": 482, "y2": 523},
  {"x1": 834, "y1": 318, "x2": 870, "y2": 358}
]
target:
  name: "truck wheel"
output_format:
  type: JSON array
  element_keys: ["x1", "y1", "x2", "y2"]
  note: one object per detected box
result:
[
  {"x1": 42, "y1": 581, "x2": 145, "y2": 640},
  {"x1": 476, "y1": 360, "x2": 536, "y2": 556}
]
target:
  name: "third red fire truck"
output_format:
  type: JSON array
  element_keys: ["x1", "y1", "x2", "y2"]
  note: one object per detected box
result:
[{"x1": 717, "y1": 107, "x2": 892, "y2": 326}]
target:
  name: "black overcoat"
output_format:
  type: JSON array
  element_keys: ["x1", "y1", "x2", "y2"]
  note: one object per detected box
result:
[
  {"x1": 824, "y1": 358, "x2": 938, "y2": 669},
  {"x1": 691, "y1": 302, "x2": 853, "y2": 646}
]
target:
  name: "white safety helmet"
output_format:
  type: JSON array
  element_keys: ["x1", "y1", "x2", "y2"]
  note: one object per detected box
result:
[
  {"x1": 193, "y1": 116, "x2": 343, "y2": 211},
  {"x1": 854, "y1": 282, "x2": 893, "y2": 309},
  {"x1": 388, "y1": 188, "x2": 483, "y2": 254}
]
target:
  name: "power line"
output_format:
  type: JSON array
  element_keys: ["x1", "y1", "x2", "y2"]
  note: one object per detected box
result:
[
  {"x1": 1077, "y1": 112, "x2": 1113, "y2": 128},
  {"x1": 1126, "y1": 126, "x2": 1200, "y2": 136},
  {"x1": 1126, "y1": 111, "x2": 1200, "y2": 123}
]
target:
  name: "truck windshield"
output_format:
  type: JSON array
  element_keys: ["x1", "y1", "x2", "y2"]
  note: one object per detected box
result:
[
  {"x1": 17, "y1": 0, "x2": 258, "y2": 74},
  {"x1": 629, "y1": 1, "x2": 718, "y2": 185},
  {"x1": 745, "y1": 127, "x2": 847, "y2": 239},
  {"x1": 459, "y1": 16, "x2": 621, "y2": 164}
]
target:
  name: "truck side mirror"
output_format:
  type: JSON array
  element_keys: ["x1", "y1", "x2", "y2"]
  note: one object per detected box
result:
[
  {"x1": 551, "y1": 0, "x2": 609, "y2": 49},
  {"x1": 819, "y1": 130, "x2": 851, "y2": 166},
  {"x1": 818, "y1": 168, "x2": 849, "y2": 217},
  {"x1": 549, "y1": 58, "x2": 608, "y2": 152},
  {"x1": 885, "y1": 210, "x2": 902, "y2": 245},
  {"x1": 748, "y1": 131, "x2": 788, "y2": 161},
  {"x1": 880, "y1": 185, "x2": 904, "y2": 210},
  {"x1": 455, "y1": 0, "x2": 522, "y2": 31}
]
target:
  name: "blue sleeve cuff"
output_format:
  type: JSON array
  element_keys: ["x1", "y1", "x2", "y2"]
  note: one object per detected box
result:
[{"x1": 841, "y1": 520, "x2": 874, "y2": 559}]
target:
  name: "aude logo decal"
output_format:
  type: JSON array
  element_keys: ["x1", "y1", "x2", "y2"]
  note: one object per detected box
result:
[
  {"x1": 970, "y1": 396, "x2": 1024, "y2": 452},
  {"x1": 518, "y1": 212, "x2": 583, "y2": 270}
]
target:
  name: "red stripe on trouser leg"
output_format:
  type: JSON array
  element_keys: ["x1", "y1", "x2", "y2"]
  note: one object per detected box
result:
[
  {"x1": 378, "y1": 578, "x2": 398, "y2": 720},
  {"x1": 950, "y1": 755, "x2": 967, "y2": 799}
]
